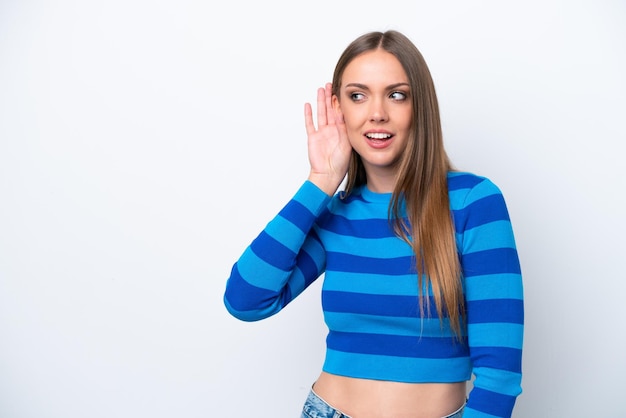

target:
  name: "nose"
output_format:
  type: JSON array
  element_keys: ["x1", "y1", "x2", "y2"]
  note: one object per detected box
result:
[{"x1": 369, "y1": 99, "x2": 388, "y2": 122}]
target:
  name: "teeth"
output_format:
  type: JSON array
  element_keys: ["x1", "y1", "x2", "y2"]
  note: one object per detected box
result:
[{"x1": 366, "y1": 133, "x2": 391, "y2": 139}]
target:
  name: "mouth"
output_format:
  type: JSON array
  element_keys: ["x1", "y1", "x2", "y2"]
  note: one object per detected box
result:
[
  {"x1": 365, "y1": 133, "x2": 392, "y2": 140},
  {"x1": 364, "y1": 132, "x2": 393, "y2": 148}
]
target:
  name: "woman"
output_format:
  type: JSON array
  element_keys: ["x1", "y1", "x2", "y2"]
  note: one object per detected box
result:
[{"x1": 224, "y1": 30, "x2": 523, "y2": 418}]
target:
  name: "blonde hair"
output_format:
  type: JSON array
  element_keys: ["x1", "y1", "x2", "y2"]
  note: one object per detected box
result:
[{"x1": 332, "y1": 30, "x2": 464, "y2": 339}]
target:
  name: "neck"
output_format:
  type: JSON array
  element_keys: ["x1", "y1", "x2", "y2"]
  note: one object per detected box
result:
[{"x1": 365, "y1": 171, "x2": 397, "y2": 193}]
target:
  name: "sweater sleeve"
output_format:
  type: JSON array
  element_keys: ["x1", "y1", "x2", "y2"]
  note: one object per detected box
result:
[
  {"x1": 224, "y1": 181, "x2": 331, "y2": 321},
  {"x1": 458, "y1": 178, "x2": 524, "y2": 418}
]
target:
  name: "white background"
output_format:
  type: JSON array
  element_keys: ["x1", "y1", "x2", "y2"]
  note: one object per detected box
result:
[{"x1": 1, "y1": 1, "x2": 625, "y2": 417}]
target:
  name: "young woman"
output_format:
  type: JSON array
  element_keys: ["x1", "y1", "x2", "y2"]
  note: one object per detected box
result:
[{"x1": 224, "y1": 30, "x2": 523, "y2": 418}]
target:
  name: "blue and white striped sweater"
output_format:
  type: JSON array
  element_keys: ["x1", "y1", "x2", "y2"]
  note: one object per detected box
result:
[{"x1": 224, "y1": 171, "x2": 523, "y2": 418}]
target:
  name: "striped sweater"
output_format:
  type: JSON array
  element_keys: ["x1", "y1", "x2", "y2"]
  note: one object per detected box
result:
[{"x1": 224, "y1": 171, "x2": 524, "y2": 418}]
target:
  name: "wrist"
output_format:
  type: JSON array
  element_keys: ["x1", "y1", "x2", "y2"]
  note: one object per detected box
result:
[{"x1": 307, "y1": 172, "x2": 344, "y2": 196}]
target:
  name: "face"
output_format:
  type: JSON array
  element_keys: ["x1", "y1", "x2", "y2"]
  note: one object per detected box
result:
[{"x1": 333, "y1": 49, "x2": 412, "y2": 186}]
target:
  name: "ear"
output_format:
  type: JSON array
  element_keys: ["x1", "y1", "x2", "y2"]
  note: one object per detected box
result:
[{"x1": 332, "y1": 94, "x2": 342, "y2": 115}]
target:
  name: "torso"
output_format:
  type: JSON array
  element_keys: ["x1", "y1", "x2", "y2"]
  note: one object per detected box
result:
[
  {"x1": 314, "y1": 186, "x2": 472, "y2": 385},
  {"x1": 312, "y1": 372, "x2": 466, "y2": 418},
  {"x1": 311, "y1": 177, "x2": 473, "y2": 417}
]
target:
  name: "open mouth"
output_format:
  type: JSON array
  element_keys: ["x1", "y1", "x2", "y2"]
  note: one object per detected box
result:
[
  {"x1": 365, "y1": 132, "x2": 393, "y2": 148},
  {"x1": 365, "y1": 133, "x2": 392, "y2": 140}
]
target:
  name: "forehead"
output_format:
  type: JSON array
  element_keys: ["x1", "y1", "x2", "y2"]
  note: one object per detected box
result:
[{"x1": 342, "y1": 49, "x2": 408, "y2": 85}]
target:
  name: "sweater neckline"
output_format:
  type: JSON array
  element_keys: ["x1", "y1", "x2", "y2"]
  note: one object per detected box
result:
[{"x1": 359, "y1": 185, "x2": 393, "y2": 203}]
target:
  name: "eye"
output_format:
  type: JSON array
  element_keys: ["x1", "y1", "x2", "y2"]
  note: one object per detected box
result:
[
  {"x1": 350, "y1": 92, "x2": 366, "y2": 102},
  {"x1": 390, "y1": 91, "x2": 408, "y2": 101}
]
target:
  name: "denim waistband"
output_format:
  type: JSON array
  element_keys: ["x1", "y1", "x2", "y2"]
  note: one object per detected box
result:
[
  {"x1": 301, "y1": 388, "x2": 351, "y2": 418},
  {"x1": 301, "y1": 388, "x2": 465, "y2": 418}
]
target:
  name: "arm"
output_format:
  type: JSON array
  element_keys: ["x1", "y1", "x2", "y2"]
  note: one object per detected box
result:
[
  {"x1": 224, "y1": 181, "x2": 331, "y2": 321},
  {"x1": 458, "y1": 178, "x2": 524, "y2": 418},
  {"x1": 224, "y1": 84, "x2": 351, "y2": 321}
]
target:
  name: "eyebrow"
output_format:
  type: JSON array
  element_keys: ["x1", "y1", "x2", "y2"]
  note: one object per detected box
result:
[{"x1": 344, "y1": 82, "x2": 410, "y2": 90}]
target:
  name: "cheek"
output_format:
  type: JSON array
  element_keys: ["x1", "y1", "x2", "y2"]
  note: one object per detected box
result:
[
  {"x1": 401, "y1": 109, "x2": 413, "y2": 129},
  {"x1": 342, "y1": 107, "x2": 367, "y2": 129},
  {"x1": 343, "y1": 117, "x2": 359, "y2": 132},
  {"x1": 343, "y1": 118, "x2": 364, "y2": 145},
  {"x1": 342, "y1": 121, "x2": 363, "y2": 149}
]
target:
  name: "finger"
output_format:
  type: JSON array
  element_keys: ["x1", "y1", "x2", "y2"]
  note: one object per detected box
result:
[
  {"x1": 316, "y1": 87, "x2": 327, "y2": 127},
  {"x1": 324, "y1": 83, "x2": 334, "y2": 125},
  {"x1": 304, "y1": 102, "x2": 315, "y2": 136}
]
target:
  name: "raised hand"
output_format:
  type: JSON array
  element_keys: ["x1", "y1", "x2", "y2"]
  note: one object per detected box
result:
[{"x1": 304, "y1": 83, "x2": 352, "y2": 196}]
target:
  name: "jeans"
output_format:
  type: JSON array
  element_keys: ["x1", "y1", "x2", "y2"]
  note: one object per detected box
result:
[{"x1": 301, "y1": 388, "x2": 465, "y2": 418}]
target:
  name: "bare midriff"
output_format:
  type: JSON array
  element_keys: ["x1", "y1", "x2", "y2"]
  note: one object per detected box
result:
[{"x1": 312, "y1": 372, "x2": 467, "y2": 418}]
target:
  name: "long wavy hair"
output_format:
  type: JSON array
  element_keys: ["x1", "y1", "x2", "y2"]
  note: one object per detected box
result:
[{"x1": 332, "y1": 30, "x2": 464, "y2": 339}]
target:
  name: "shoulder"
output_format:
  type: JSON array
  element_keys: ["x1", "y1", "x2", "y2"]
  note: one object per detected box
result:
[
  {"x1": 447, "y1": 171, "x2": 506, "y2": 210},
  {"x1": 314, "y1": 186, "x2": 361, "y2": 223},
  {"x1": 447, "y1": 170, "x2": 502, "y2": 193},
  {"x1": 447, "y1": 171, "x2": 513, "y2": 231},
  {"x1": 330, "y1": 185, "x2": 368, "y2": 208}
]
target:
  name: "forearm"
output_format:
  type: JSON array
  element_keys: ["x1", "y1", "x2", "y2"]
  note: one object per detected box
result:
[{"x1": 224, "y1": 181, "x2": 331, "y2": 320}]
